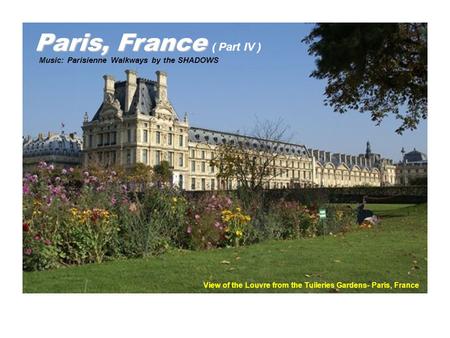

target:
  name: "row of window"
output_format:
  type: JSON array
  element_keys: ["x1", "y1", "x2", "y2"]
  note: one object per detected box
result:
[
  {"x1": 190, "y1": 178, "x2": 216, "y2": 191},
  {"x1": 190, "y1": 160, "x2": 215, "y2": 173},
  {"x1": 141, "y1": 150, "x2": 185, "y2": 167}
]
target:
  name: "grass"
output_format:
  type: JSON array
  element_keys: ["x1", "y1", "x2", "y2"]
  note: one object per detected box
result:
[{"x1": 23, "y1": 203, "x2": 427, "y2": 293}]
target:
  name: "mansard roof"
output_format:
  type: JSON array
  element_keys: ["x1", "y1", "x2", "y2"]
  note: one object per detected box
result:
[
  {"x1": 23, "y1": 132, "x2": 82, "y2": 158},
  {"x1": 189, "y1": 126, "x2": 310, "y2": 156},
  {"x1": 92, "y1": 78, "x2": 158, "y2": 121},
  {"x1": 404, "y1": 148, "x2": 427, "y2": 163}
]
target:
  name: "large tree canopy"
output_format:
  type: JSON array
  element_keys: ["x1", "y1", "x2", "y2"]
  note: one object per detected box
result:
[{"x1": 303, "y1": 23, "x2": 427, "y2": 134}]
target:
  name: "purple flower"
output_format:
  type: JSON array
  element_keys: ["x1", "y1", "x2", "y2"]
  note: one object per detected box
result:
[
  {"x1": 38, "y1": 161, "x2": 47, "y2": 169},
  {"x1": 23, "y1": 184, "x2": 30, "y2": 195},
  {"x1": 111, "y1": 196, "x2": 117, "y2": 206}
]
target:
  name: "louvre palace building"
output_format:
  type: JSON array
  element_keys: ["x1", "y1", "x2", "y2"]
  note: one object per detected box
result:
[{"x1": 74, "y1": 69, "x2": 425, "y2": 190}]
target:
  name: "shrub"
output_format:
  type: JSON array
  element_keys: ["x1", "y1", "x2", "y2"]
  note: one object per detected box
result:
[
  {"x1": 118, "y1": 188, "x2": 189, "y2": 257},
  {"x1": 186, "y1": 193, "x2": 233, "y2": 249}
]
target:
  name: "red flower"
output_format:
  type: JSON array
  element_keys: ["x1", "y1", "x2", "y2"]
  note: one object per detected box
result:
[
  {"x1": 23, "y1": 223, "x2": 30, "y2": 232},
  {"x1": 24, "y1": 248, "x2": 32, "y2": 255}
]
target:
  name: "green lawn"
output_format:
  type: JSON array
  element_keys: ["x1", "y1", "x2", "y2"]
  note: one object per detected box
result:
[{"x1": 23, "y1": 203, "x2": 427, "y2": 293}]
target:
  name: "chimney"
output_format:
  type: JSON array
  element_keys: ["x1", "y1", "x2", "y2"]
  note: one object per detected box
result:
[
  {"x1": 313, "y1": 149, "x2": 319, "y2": 160},
  {"x1": 156, "y1": 70, "x2": 168, "y2": 101},
  {"x1": 103, "y1": 74, "x2": 115, "y2": 100},
  {"x1": 326, "y1": 152, "x2": 332, "y2": 162},
  {"x1": 125, "y1": 70, "x2": 137, "y2": 113},
  {"x1": 38, "y1": 133, "x2": 43, "y2": 141}
]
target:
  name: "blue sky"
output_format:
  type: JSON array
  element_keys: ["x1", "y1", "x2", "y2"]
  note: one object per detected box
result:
[{"x1": 23, "y1": 23, "x2": 427, "y2": 161}]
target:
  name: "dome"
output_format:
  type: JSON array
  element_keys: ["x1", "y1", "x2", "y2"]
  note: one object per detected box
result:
[
  {"x1": 23, "y1": 132, "x2": 82, "y2": 158},
  {"x1": 404, "y1": 148, "x2": 427, "y2": 162}
]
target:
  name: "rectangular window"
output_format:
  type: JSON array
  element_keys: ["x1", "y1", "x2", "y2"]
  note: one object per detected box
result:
[
  {"x1": 191, "y1": 149, "x2": 195, "y2": 158},
  {"x1": 126, "y1": 149, "x2": 131, "y2": 164},
  {"x1": 179, "y1": 135, "x2": 184, "y2": 147},
  {"x1": 211, "y1": 164, "x2": 215, "y2": 173},
  {"x1": 168, "y1": 133, "x2": 173, "y2": 146},
  {"x1": 201, "y1": 178, "x2": 206, "y2": 190},
  {"x1": 201, "y1": 162, "x2": 206, "y2": 173},
  {"x1": 111, "y1": 132, "x2": 116, "y2": 145},
  {"x1": 143, "y1": 130, "x2": 148, "y2": 143},
  {"x1": 89, "y1": 134, "x2": 93, "y2": 148},
  {"x1": 211, "y1": 179, "x2": 215, "y2": 190},
  {"x1": 191, "y1": 160, "x2": 196, "y2": 172},
  {"x1": 105, "y1": 133, "x2": 110, "y2": 145},
  {"x1": 191, "y1": 178, "x2": 196, "y2": 190},
  {"x1": 179, "y1": 153, "x2": 184, "y2": 167},
  {"x1": 168, "y1": 152, "x2": 174, "y2": 167},
  {"x1": 142, "y1": 149, "x2": 148, "y2": 164},
  {"x1": 202, "y1": 151, "x2": 205, "y2": 159},
  {"x1": 127, "y1": 129, "x2": 131, "y2": 143},
  {"x1": 155, "y1": 150, "x2": 161, "y2": 165},
  {"x1": 99, "y1": 134, "x2": 103, "y2": 146},
  {"x1": 156, "y1": 131, "x2": 161, "y2": 144}
]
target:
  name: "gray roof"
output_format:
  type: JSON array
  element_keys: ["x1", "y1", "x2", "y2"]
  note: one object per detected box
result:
[
  {"x1": 189, "y1": 127, "x2": 309, "y2": 156},
  {"x1": 404, "y1": 149, "x2": 427, "y2": 163},
  {"x1": 92, "y1": 78, "x2": 158, "y2": 121},
  {"x1": 23, "y1": 132, "x2": 82, "y2": 158}
]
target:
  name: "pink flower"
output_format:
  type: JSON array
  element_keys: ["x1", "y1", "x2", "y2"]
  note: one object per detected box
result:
[
  {"x1": 44, "y1": 239, "x2": 52, "y2": 246},
  {"x1": 24, "y1": 248, "x2": 32, "y2": 255},
  {"x1": 111, "y1": 196, "x2": 117, "y2": 206},
  {"x1": 61, "y1": 169, "x2": 67, "y2": 175},
  {"x1": 187, "y1": 226, "x2": 192, "y2": 234},
  {"x1": 194, "y1": 214, "x2": 200, "y2": 220},
  {"x1": 83, "y1": 171, "x2": 90, "y2": 177},
  {"x1": 34, "y1": 234, "x2": 41, "y2": 241},
  {"x1": 23, "y1": 184, "x2": 30, "y2": 195},
  {"x1": 69, "y1": 167, "x2": 74, "y2": 173},
  {"x1": 214, "y1": 221, "x2": 221, "y2": 228},
  {"x1": 48, "y1": 164, "x2": 55, "y2": 171}
]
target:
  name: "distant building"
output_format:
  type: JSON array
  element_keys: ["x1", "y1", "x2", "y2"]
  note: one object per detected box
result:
[
  {"x1": 396, "y1": 148, "x2": 427, "y2": 185},
  {"x1": 23, "y1": 132, "x2": 82, "y2": 172}
]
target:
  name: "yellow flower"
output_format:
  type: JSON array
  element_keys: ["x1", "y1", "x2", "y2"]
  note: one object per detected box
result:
[
  {"x1": 172, "y1": 197, "x2": 178, "y2": 203},
  {"x1": 235, "y1": 230, "x2": 243, "y2": 237}
]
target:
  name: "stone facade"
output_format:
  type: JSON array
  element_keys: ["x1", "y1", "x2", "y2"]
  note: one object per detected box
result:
[
  {"x1": 80, "y1": 70, "x2": 423, "y2": 190},
  {"x1": 395, "y1": 148, "x2": 427, "y2": 185}
]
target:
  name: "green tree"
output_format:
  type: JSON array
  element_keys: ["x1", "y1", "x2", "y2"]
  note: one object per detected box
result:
[
  {"x1": 153, "y1": 160, "x2": 173, "y2": 186},
  {"x1": 303, "y1": 23, "x2": 427, "y2": 134}
]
